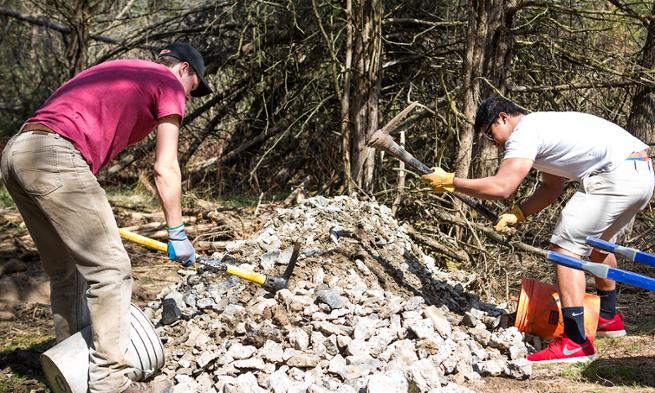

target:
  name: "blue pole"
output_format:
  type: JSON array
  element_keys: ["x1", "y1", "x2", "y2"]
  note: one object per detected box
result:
[
  {"x1": 547, "y1": 251, "x2": 655, "y2": 291},
  {"x1": 586, "y1": 236, "x2": 655, "y2": 268}
]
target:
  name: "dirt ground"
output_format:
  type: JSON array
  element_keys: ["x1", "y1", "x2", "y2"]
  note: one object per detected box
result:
[{"x1": 2, "y1": 205, "x2": 655, "y2": 393}]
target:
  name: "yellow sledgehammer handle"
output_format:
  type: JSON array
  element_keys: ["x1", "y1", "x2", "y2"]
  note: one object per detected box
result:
[
  {"x1": 118, "y1": 228, "x2": 267, "y2": 285},
  {"x1": 225, "y1": 265, "x2": 266, "y2": 285},
  {"x1": 119, "y1": 228, "x2": 167, "y2": 253}
]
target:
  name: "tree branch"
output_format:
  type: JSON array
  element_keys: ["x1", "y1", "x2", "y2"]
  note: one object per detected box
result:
[{"x1": 0, "y1": 5, "x2": 123, "y2": 45}]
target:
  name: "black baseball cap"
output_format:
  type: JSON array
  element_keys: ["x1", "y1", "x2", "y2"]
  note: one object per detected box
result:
[{"x1": 158, "y1": 42, "x2": 212, "y2": 97}]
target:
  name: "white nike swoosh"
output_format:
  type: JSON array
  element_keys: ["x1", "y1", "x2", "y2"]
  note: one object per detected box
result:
[
  {"x1": 562, "y1": 344, "x2": 588, "y2": 356},
  {"x1": 571, "y1": 312, "x2": 584, "y2": 317}
]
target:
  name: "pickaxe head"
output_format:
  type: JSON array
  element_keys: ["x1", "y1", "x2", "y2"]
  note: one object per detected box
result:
[
  {"x1": 367, "y1": 129, "x2": 395, "y2": 150},
  {"x1": 263, "y1": 240, "x2": 301, "y2": 293}
]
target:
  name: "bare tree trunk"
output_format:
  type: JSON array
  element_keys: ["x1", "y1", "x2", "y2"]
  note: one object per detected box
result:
[
  {"x1": 456, "y1": 0, "x2": 487, "y2": 181},
  {"x1": 626, "y1": 2, "x2": 655, "y2": 149},
  {"x1": 341, "y1": 0, "x2": 354, "y2": 194},
  {"x1": 348, "y1": 0, "x2": 382, "y2": 192},
  {"x1": 53, "y1": 0, "x2": 91, "y2": 76},
  {"x1": 474, "y1": 0, "x2": 517, "y2": 178}
]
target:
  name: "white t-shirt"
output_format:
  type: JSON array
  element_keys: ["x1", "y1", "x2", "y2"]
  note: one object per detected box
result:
[{"x1": 503, "y1": 112, "x2": 648, "y2": 181}]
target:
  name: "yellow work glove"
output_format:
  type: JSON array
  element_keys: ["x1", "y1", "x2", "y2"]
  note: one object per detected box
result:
[
  {"x1": 494, "y1": 205, "x2": 526, "y2": 235},
  {"x1": 421, "y1": 167, "x2": 455, "y2": 193}
]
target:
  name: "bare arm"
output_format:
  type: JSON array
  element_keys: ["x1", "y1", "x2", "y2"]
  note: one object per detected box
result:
[
  {"x1": 154, "y1": 115, "x2": 183, "y2": 228},
  {"x1": 453, "y1": 158, "x2": 534, "y2": 200},
  {"x1": 518, "y1": 172, "x2": 566, "y2": 216}
]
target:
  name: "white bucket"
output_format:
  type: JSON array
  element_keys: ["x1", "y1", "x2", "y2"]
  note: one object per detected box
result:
[{"x1": 40, "y1": 303, "x2": 165, "y2": 393}]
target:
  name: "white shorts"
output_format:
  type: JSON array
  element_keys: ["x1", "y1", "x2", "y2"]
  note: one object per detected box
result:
[{"x1": 550, "y1": 158, "x2": 654, "y2": 256}]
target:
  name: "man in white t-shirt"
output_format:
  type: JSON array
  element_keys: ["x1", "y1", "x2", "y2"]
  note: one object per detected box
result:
[{"x1": 421, "y1": 96, "x2": 653, "y2": 363}]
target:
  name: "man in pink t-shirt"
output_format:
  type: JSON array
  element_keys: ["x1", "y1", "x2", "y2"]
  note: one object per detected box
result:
[{"x1": 0, "y1": 43, "x2": 212, "y2": 393}]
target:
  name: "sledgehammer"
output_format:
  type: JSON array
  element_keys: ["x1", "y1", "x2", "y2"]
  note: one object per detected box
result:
[
  {"x1": 367, "y1": 128, "x2": 498, "y2": 222},
  {"x1": 119, "y1": 228, "x2": 300, "y2": 293}
]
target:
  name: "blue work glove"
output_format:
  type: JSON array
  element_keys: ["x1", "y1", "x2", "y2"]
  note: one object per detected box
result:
[{"x1": 167, "y1": 224, "x2": 196, "y2": 267}]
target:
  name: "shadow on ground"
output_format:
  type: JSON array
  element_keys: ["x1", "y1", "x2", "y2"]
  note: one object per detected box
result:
[
  {"x1": 0, "y1": 338, "x2": 54, "y2": 393},
  {"x1": 581, "y1": 355, "x2": 655, "y2": 388}
]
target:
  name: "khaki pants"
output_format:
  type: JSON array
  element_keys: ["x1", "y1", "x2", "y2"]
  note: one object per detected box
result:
[
  {"x1": 1, "y1": 131, "x2": 133, "y2": 393},
  {"x1": 551, "y1": 157, "x2": 654, "y2": 256}
]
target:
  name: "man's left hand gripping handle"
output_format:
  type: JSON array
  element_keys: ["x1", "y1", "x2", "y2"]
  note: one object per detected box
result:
[{"x1": 167, "y1": 224, "x2": 196, "y2": 267}]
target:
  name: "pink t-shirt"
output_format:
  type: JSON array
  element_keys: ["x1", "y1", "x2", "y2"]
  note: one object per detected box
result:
[{"x1": 27, "y1": 59, "x2": 186, "y2": 174}]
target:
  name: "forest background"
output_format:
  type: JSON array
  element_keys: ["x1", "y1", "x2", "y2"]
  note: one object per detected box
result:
[{"x1": 1, "y1": 0, "x2": 655, "y2": 299}]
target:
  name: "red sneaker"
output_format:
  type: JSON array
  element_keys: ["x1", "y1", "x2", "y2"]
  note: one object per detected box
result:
[
  {"x1": 596, "y1": 312, "x2": 626, "y2": 338},
  {"x1": 527, "y1": 336, "x2": 596, "y2": 364}
]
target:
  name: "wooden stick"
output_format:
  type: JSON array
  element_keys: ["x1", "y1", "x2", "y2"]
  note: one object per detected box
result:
[{"x1": 391, "y1": 131, "x2": 406, "y2": 216}]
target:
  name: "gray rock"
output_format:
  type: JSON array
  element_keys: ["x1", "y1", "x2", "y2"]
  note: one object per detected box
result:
[
  {"x1": 288, "y1": 327, "x2": 310, "y2": 351},
  {"x1": 336, "y1": 385, "x2": 358, "y2": 393},
  {"x1": 268, "y1": 368, "x2": 293, "y2": 393},
  {"x1": 310, "y1": 331, "x2": 326, "y2": 351},
  {"x1": 355, "y1": 259, "x2": 371, "y2": 276},
  {"x1": 227, "y1": 372, "x2": 266, "y2": 393},
  {"x1": 259, "y1": 340, "x2": 285, "y2": 363},
  {"x1": 287, "y1": 353, "x2": 321, "y2": 368},
  {"x1": 161, "y1": 298, "x2": 182, "y2": 325},
  {"x1": 489, "y1": 327, "x2": 521, "y2": 351},
  {"x1": 196, "y1": 351, "x2": 219, "y2": 368},
  {"x1": 408, "y1": 319, "x2": 435, "y2": 339},
  {"x1": 328, "y1": 354, "x2": 348, "y2": 380},
  {"x1": 324, "y1": 335, "x2": 339, "y2": 356},
  {"x1": 164, "y1": 291, "x2": 185, "y2": 308},
  {"x1": 346, "y1": 339, "x2": 370, "y2": 357},
  {"x1": 288, "y1": 294, "x2": 314, "y2": 312},
  {"x1": 196, "y1": 297, "x2": 215, "y2": 309},
  {"x1": 474, "y1": 359, "x2": 504, "y2": 376},
  {"x1": 506, "y1": 358, "x2": 532, "y2": 379},
  {"x1": 261, "y1": 250, "x2": 281, "y2": 270},
  {"x1": 183, "y1": 294, "x2": 196, "y2": 308},
  {"x1": 326, "y1": 308, "x2": 351, "y2": 321},
  {"x1": 366, "y1": 370, "x2": 408, "y2": 393},
  {"x1": 173, "y1": 375, "x2": 198, "y2": 392},
  {"x1": 368, "y1": 328, "x2": 397, "y2": 357},
  {"x1": 424, "y1": 305, "x2": 452, "y2": 338},
  {"x1": 313, "y1": 321, "x2": 353, "y2": 336},
  {"x1": 353, "y1": 317, "x2": 378, "y2": 340},
  {"x1": 406, "y1": 358, "x2": 445, "y2": 391},
  {"x1": 403, "y1": 296, "x2": 425, "y2": 311},
  {"x1": 233, "y1": 358, "x2": 266, "y2": 370},
  {"x1": 186, "y1": 274, "x2": 202, "y2": 286},
  {"x1": 508, "y1": 342, "x2": 528, "y2": 360},
  {"x1": 469, "y1": 327, "x2": 491, "y2": 346},
  {"x1": 313, "y1": 268, "x2": 325, "y2": 284},
  {"x1": 462, "y1": 310, "x2": 483, "y2": 328},
  {"x1": 346, "y1": 353, "x2": 382, "y2": 374},
  {"x1": 316, "y1": 288, "x2": 346, "y2": 310},
  {"x1": 227, "y1": 342, "x2": 257, "y2": 359},
  {"x1": 220, "y1": 304, "x2": 246, "y2": 326}
]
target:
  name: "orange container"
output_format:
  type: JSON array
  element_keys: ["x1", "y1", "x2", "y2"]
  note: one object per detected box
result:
[{"x1": 514, "y1": 278, "x2": 600, "y2": 340}]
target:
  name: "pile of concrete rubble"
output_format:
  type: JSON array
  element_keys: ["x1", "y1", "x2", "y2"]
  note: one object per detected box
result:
[{"x1": 144, "y1": 196, "x2": 532, "y2": 393}]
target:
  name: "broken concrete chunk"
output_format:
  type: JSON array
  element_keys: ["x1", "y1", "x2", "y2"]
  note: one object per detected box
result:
[
  {"x1": 160, "y1": 298, "x2": 181, "y2": 325},
  {"x1": 316, "y1": 288, "x2": 345, "y2": 310}
]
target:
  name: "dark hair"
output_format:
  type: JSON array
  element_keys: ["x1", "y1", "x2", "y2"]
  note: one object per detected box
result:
[
  {"x1": 474, "y1": 96, "x2": 526, "y2": 133},
  {"x1": 154, "y1": 56, "x2": 196, "y2": 75}
]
